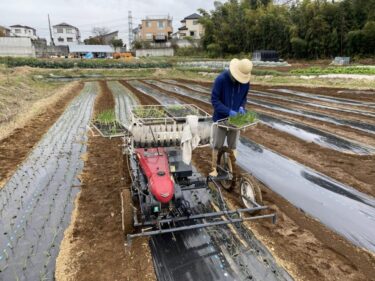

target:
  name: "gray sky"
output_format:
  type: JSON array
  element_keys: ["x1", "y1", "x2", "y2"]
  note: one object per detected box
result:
[{"x1": 0, "y1": 0, "x2": 219, "y2": 45}]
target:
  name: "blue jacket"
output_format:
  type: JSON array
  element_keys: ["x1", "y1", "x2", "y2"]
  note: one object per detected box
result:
[{"x1": 211, "y1": 70, "x2": 250, "y2": 122}]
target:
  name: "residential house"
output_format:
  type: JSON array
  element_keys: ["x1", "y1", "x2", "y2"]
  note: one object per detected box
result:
[
  {"x1": 10, "y1": 25, "x2": 37, "y2": 39},
  {"x1": 139, "y1": 16, "x2": 173, "y2": 42},
  {"x1": 52, "y1": 23, "x2": 80, "y2": 46},
  {"x1": 0, "y1": 26, "x2": 11, "y2": 37},
  {"x1": 177, "y1": 13, "x2": 204, "y2": 39}
]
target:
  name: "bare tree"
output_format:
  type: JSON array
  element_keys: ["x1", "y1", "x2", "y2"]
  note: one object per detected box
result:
[{"x1": 91, "y1": 27, "x2": 110, "y2": 44}]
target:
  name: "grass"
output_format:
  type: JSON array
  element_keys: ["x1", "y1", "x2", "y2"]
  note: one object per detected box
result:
[
  {"x1": 228, "y1": 111, "x2": 258, "y2": 128},
  {"x1": 291, "y1": 66, "x2": 375, "y2": 75}
]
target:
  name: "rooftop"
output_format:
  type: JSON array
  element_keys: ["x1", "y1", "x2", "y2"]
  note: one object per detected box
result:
[
  {"x1": 181, "y1": 13, "x2": 201, "y2": 22},
  {"x1": 10, "y1": 24, "x2": 36, "y2": 31},
  {"x1": 53, "y1": 22, "x2": 79, "y2": 29},
  {"x1": 0, "y1": 25, "x2": 10, "y2": 31},
  {"x1": 142, "y1": 15, "x2": 172, "y2": 21}
]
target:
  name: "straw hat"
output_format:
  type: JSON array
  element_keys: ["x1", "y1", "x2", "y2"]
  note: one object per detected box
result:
[{"x1": 229, "y1": 58, "x2": 253, "y2": 84}]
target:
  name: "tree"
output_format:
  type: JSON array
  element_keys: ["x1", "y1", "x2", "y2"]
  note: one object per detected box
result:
[
  {"x1": 197, "y1": 0, "x2": 375, "y2": 58},
  {"x1": 111, "y1": 38, "x2": 124, "y2": 51},
  {"x1": 291, "y1": 37, "x2": 307, "y2": 58},
  {"x1": 84, "y1": 37, "x2": 102, "y2": 45},
  {"x1": 91, "y1": 27, "x2": 110, "y2": 44}
]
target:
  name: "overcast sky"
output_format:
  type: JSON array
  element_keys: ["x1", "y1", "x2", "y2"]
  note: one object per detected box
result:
[{"x1": 0, "y1": 0, "x2": 220, "y2": 45}]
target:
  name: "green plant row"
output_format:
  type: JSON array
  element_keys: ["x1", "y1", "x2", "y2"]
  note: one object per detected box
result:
[
  {"x1": 291, "y1": 66, "x2": 375, "y2": 75},
  {"x1": 0, "y1": 57, "x2": 172, "y2": 69}
]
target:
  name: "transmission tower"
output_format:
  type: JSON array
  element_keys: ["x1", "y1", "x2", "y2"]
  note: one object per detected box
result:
[{"x1": 128, "y1": 11, "x2": 133, "y2": 50}]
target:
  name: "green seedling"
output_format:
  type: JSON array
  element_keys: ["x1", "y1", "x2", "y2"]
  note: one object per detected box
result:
[
  {"x1": 228, "y1": 111, "x2": 258, "y2": 128},
  {"x1": 95, "y1": 110, "x2": 117, "y2": 125},
  {"x1": 133, "y1": 107, "x2": 166, "y2": 118}
]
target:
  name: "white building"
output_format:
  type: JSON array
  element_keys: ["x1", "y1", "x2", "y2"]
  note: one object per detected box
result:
[
  {"x1": 10, "y1": 25, "x2": 37, "y2": 39},
  {"x1": 177, "y1": 13, "x2": 204, "y2": 39},
  {"x1": 52, "y1": 23, "x2": 80, "y2": 46}
]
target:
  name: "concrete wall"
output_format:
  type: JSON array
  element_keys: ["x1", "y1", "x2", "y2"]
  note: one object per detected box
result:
[
  {"x1": 136, "y1": 48, "x2": 174, "y2": 57},
  {"x1": 0, "y1": 37, "x2": 35, "y2": 57},
  {"x1": 35, "y1": 45, "x2": 69, "y2": 58}
]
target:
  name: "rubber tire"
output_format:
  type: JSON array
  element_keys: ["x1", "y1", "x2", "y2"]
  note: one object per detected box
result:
[
  {"x1": 217, "y1": 149, "x2": 234, "y2": 191},
  {"x1": 121, "y1": 189, "x2": 134, "y2": 234},
  {"x1": 240, "y1": 174, "x2": 263, "y2": 213}
]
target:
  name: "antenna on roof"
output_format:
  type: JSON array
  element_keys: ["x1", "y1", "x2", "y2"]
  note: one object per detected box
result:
[{"x1": 48, "y1": 14, "x2": 55, "y2": 46}]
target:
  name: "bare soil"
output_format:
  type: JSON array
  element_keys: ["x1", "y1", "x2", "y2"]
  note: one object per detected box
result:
[
  {"x1": 0, "y1": 82, "x2": 83, "y2": 188},
  {"x1": 251, "y1": 95, "x2": 375, "y2": 125},
  {"x1": 125, "y1": 80, "x2": 375, "y2": 281},
  {"x1": 252, "y1": 88, "x2": 375, "y2": 113},
  {"x1": 192, "y1": 147, "x2": 375, "y2": 281},
  {"x1": 142, "y1": 80, "x2": 375, "y2": 197},
  {"x1": 249, "y1": 104, "x2": 375, "y2": 147},
  {"x1": 175, "y1": 78, "x2": 375, "y2": 103},
  {"x1": 55, "y1": 81, "x2": 156, "y2": 281}
]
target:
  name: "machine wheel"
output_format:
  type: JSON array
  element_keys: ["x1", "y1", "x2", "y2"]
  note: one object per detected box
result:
[
  {"x1": 217, "y1": 149, "x2": 235, "y2": 191},
  {"x1": 121, "y1": 189, "x2": 134, "y2": 234},
  {"x1": 240, "y1": 174, "x2": 263, "y2": 212}
]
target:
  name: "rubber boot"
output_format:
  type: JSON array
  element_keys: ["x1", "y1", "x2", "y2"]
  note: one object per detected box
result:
[
  {"x1": 231, "y1": 149, "x2": 238, "y2": 160},
  {"x1": 209, "y1": 149, "x2": 218, "y2": 177}
]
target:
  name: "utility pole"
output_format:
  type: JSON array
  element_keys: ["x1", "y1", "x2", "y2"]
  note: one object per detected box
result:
[
  {"x1": 128, "y1": 11, "x2": 133, "y2": 51},
  {"x1": 48, "y1": 14, "x2": 54, "y2": 46}
]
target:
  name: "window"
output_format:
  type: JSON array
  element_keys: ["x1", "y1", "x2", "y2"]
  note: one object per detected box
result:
[
  {"x1": 67, "y1": 37, "x2": 73, "y2": 42},
  {"x1": 146, "y1": 33, "x2": 153, "y2": 40},
  {"x1": 66, "y1": 28, "x2": 73, "y2": 34},
  {"x1": 146, "y1": 21, "x2": 151, "y2": 28},
  {"x1": 14, "y1": 29, "x2": 21, "y2": 33},
  {"x1": 190, "y1": 31, "x2": 195, "y2": 37},
  {"x1": 193, "y1": 20, "x2": 198, "y2": 25},
  {"x1": 158, "y1": 21, "x2": 165, "y2": 29},
  {"x1": 57, "y1": 28, "x2": 64, "y2": 33},
  {"x1": 58, "y1": 37, "x2": 64, "y2": 42}
]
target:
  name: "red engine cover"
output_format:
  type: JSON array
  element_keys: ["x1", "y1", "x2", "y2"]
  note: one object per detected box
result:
[{"x1": 136, "y1": 148, "x2": 174, "y2": 204}]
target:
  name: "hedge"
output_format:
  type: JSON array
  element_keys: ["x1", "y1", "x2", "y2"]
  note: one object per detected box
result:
[{"x1": 0, "y1": 57, "x2": 172, "y2": 69}]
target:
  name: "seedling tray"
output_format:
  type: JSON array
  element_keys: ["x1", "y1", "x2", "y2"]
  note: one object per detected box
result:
[{"x1": 91, "y1": 121, "x2": 126, "y2": 138}]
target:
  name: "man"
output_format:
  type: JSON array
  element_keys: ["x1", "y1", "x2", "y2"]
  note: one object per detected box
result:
[{"x1": 210, "y1": 58, "x2": 253, "y2": 177}]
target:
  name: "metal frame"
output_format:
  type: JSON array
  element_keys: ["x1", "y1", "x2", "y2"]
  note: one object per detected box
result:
[
  {"x1": 90, "y1": 121, "x2": 126, "y2": 138},
  {"x1": 126, "y1": 174, "x2": 276, "y2": 244},
  {"x1": 130, "y1": 104, "x2": 212, "y2": 125},
  {"x1": 216, "y1": 118, "x2": 260, "y2": 131},
  {"x1": 124, "y1": 104, "x2": 275, "y2": 244}
]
